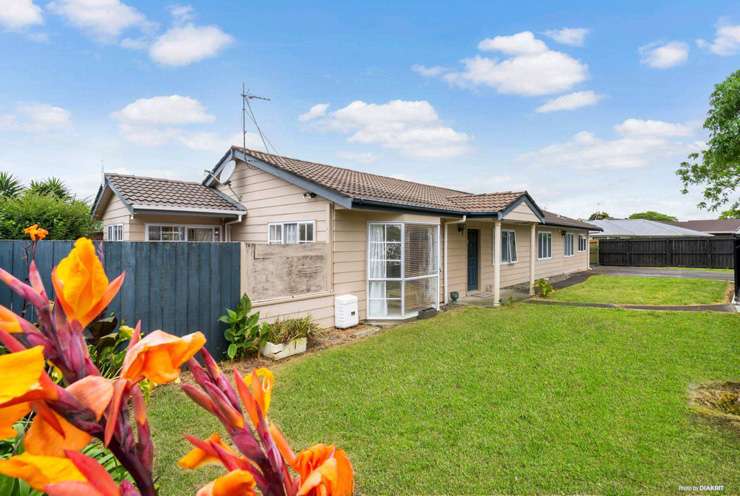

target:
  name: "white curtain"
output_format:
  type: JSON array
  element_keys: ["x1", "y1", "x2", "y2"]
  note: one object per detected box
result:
[
  {"x1": 285, "y1": 223, "x2": 298, "y2": 244},
  {"x1": 368, "y1": 224, "x2": 387, "y2": 317}
]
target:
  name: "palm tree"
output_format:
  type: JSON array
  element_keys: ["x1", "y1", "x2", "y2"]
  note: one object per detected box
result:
[
  {"x1": 0, "y1": 172, "x2": 24, "y2": 199},
  {"x1": 28, "y1": 177, "x2": 71, "y2": 200}
]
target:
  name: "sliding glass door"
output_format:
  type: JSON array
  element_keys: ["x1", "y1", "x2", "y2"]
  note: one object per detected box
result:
[{"x1": 367, "y1": 222, "x2": 439, "y2": 319}]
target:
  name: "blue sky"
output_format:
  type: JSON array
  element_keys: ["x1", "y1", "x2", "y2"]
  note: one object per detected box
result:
[{"x1": 1, "y1": 0, "x2": 738, "y2": 219}]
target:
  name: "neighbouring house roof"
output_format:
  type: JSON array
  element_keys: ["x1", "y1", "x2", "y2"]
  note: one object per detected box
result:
[
  {"x1": 589, "y1": 219, "x2": 713, "y2": 238},
  {"x1": 670, "y1": 219, "x2": 740, "y2": 235},
  {"x1": 91, "y1": 173, "x2": 246, "y2": 220},
  {"x1": 542, "y1": 211, "x2": 601, "y2": 231},
  {"x1": 207, "y1": 147, "x2": 567, "y2": 223}
]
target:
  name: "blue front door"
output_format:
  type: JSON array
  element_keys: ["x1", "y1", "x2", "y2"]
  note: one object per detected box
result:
[{"x1": 467, "y1": 229, "x2": 479, "y2": 291}]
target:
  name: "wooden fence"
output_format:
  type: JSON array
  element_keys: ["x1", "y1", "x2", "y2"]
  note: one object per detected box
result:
[
  {"x1": 598, "y1": 237, "x2": 735, "y2": 269},
  {"x1": 0, "y1": 240, "x2": 241, "y2": 356}
]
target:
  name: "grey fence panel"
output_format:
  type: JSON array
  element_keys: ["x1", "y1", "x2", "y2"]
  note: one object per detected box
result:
[
  {"x1": 598, "y1": 237, "x2": 735, "y2": 269},
  {"x1": 0, "y1": 240, "x2": 241, "y2": 356}
]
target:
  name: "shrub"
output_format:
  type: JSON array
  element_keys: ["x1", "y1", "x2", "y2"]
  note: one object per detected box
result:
[
  {"x1": 0, "y1": 193, "x2": 98, "y2": 240},
  {"x1": 264, "y1": 316, "x2": 319, "y2": 344},
  {"x1": 220, "y1": 294, "x2": 268, "y2": 360},
  {"x1": 536, "y1": 278, "x2": 555, "y2": 298}
]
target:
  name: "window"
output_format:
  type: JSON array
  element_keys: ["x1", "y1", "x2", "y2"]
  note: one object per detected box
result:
[
  {"x1": 146, "y1": 225, "x2": 220, "y2": 242},
  {"x1": 106, "y1": 224, "x2": 123, "y2": 241},
  {"x1": 495, "y1": 229, "x2": 517, "y2": 264},
  {"x1": 578, "y1": 235, "x2": 588, "y2": 252},
  {"x1": 538, "y1": 231, "x2": 552, "y2": 260},
  {"x1": 368, "y1": 223, "x2": 439, "y2": 319},
  {"x1": 267, "y1": 221, "x2": 314, "y2": 244},
  {"x1": 564, "y1": 233, "x2": 574, "y2": 257}
]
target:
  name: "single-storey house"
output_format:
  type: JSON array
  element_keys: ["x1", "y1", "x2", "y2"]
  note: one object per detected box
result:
[
  {"x1": 92, "y1": 147, "x2": 600, "y2": 326},
  {"x1": 670, "y1": 219, "x2": 740, "y2": 238},
  {"x1": 589, "y1": 219, "x2": 713, "y2": 239}
]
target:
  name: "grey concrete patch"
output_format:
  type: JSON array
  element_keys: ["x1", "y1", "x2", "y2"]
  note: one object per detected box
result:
[{"x1": 592, "y1": 265, "x2": 733, "y2": 281}]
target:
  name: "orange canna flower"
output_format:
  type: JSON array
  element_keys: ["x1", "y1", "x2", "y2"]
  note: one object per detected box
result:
[
  {"x1": 0, "y1": 346, "x2": 55, "y2": 407},
  {"x1": 197, "y1": 469, "x2": 257, "y2": 496},
  {"x1": 293, "y1": 444, "x2": 354, "y2": 496},
  {"x1": 0, "y1": 305, "x2": 21, "y2": 333},
  {"x1": 237, "y1": 368, "x2": 274, "y2": 427},
  {"x1": 121, "y1": 330, "x2": 206, "y2": 384},
  {"x1": 51, "y1": 238, "x2": 125, "y2": 328},
  {"x1": 0, "y1": 402, "x2": 31, "y2": 439},
  {"x1": 0, "y1": 452, "x2": 85, "y2": 491},
  {"x1": 24, "y1": 409, "x2": 91, "y2": 457},
  {"x1": 24, "y1": 224, "x2": 49, "y2": 241},
  {"x1": 178, "y1": 433, "x2": 235, "y2": 470}
]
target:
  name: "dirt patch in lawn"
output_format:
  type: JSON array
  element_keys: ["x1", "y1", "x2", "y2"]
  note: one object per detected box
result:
[{"x1": 689, "y1": 381, "x2": 740, "y2": 429}]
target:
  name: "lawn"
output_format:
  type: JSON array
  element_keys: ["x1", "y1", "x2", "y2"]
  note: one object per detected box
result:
[
  {"x1": 148, "y1": 305, "x2": 739, "y2": 495},
  {"x1": 550, "y1": 275, "x2": 729, "y2": 305}
]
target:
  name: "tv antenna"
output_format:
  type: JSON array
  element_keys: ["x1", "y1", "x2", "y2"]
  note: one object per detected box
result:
[{"x1": 241, "y1": 82, "x2": 276, "y2": 154}]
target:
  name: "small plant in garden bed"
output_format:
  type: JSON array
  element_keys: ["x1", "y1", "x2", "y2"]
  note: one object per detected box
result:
[
  {"x1": 220, "y1": 294, "x2": 268, "y2": 360},
  {"x1": 261, "y1": 317, "x2": 319, "y2": 360},
  {"x1": 535, "y1": 278, "x2": 555, "y2": 298}
]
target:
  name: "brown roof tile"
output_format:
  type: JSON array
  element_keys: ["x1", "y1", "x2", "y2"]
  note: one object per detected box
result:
[
  {"x1": 671, "y1": 219, "x2": 740, "y2": 234},
  {"x1": 234, "y1": 148, "x2": 529, "y2": 214},
  {"x1": 106, "y1": 173, "x2": 245, "y2": 212},
  {"x1": 542, "y1": 210, "x2": 601, "y2": 231}
]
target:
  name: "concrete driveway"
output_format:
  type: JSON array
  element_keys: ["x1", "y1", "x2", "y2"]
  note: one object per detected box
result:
[{"x1": 592, "y1": 265, "x2": 734, "y2": 281}]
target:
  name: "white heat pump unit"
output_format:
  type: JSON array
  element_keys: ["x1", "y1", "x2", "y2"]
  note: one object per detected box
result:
[{"x1": 335, "y1": 294, "x2": 359, "y2": 329}]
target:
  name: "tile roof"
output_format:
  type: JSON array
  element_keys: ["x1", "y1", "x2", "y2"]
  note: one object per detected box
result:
[
  {"x1": 232, "y1": 147, "x2": 529, "y2": 214},
  {"x1": 105, "y1": 173, "x2": 245, "y2": 212},
  {"x1": 670, "y1": 219, "x2": 740, "y2": 234},
  {"x1": 589, "y1": 219, "x2": 713, "y2": 237},
  {"x1": 542, "y1": 211, "x2": 601, "y2": 231}
]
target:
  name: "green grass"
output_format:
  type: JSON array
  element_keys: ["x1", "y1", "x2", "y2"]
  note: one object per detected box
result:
[
  {"x1": 148, "y1": 305, "x2": 739, "y2": 495},
  {"x1": 550, "y1": 275, "x2": 729, "y2": 305}
]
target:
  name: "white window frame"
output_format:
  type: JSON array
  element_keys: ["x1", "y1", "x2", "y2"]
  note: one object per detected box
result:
[
  {"x1": 106, "y1": 224, "x2": 123, "y2": 241},
  {"x1": 367, "y1": 221, "x2": 440, "y2": 320},
  {"x1": 495, "y1": 229, "x2": 518, "y2": 264},
  {"x1": 537, "y1": 231, "x2": 552, "y2": 260},
  {"x1": 267, "y1": 221, "x2": 316, "y2": 244},
  {"x1": 578, "y1": 234, "x2": 588, "y2": 252},
  {"x1": 144, "y1": 223, "x2": 220, "y2": 242},
  {"x1": 564, "y1": 232, "x2": 575, "y2": 257}
]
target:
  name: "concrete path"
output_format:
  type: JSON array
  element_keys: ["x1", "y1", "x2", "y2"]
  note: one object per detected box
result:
[
  {"x1": 592, "y1": 265, "x2": 734, "y2": 281},
  {"x1": 526, "y1": 299, "x2": 737, "y2": 313}
]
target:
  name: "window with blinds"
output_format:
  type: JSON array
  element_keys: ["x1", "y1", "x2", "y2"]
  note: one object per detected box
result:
[{"x1": 368, "y1": 223, "x2": 439, "y2": 319}]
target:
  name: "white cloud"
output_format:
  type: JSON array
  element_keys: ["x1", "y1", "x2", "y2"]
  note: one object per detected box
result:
[
  {"x1": 299, "y1": 103, "x2": 329, "y2": 122},
  {"x1": 436, "y1": 32, "x2": 588, "y2": 96},
  {"x1": 112, "y1": 95, "x2": 214, "y2": 125},
  {"x1": 639, "y1": 41, "x2": 689, "y2": 69},
  {"x1": 149, "y1": 24, "x2": 233, "y2": 66},
  {"x1": 336, "y1": 151, "x2": 378, "y2": 164},
  {"x1": 520, "y1": 118, "x2": 697, "y2": 169},
  {"x1": 306, "y1": 99, "x2": 471, "y2": 159},
  {"x1": 536, "y1": 91, "x2": 602, "y2": 113},
  {"x1": 0, "y1": 0, "x2": 43, "y2": 30},
  {"x1": 48, "y1": 0, "x2": 151, "y2": 42},
  {"x1": 478, "y1": 31, "x2": 548, "y2": 55},
  {"x1": 614, "y1": 118, "x2": 693, "y2": 137},
  {"x1": 168, "y1": 4, "x2": 195, "y2": 24},
  {"x1": 0, "y1": 103, "x2": 71, "y2": 132},
  {"x1": 697, "y1": 22, "x2": 740, "y2": 56},
  {"x1": 544, "y1": 28, "x2": 589, "y2": 47},
  {"x1": 411, "y1": 64, "x2": 448, "y2": 77}
]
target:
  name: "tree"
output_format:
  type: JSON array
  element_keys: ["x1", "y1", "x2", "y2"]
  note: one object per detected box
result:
[
  {"x1": 719, "y1": 208, "x2": 739, "y2": 219},
  {"x1": 0, "y1": 172, "x2": 23, "y2": 199},
  {"x1": 28, "y1": 177, "x2": 71, "y2": 200},
  {"x1": 628, "y1": 211, "x2": 677, "y2": 222},
  {"x1": 677, "y1": 70, "x2": 740, "y2": 213},
  {"x1": 0, "y1": 193, "x2": 98, "y2": 239},
  {"x1": 588, "y1": 211, "x2": 611, "y2": 220}
]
